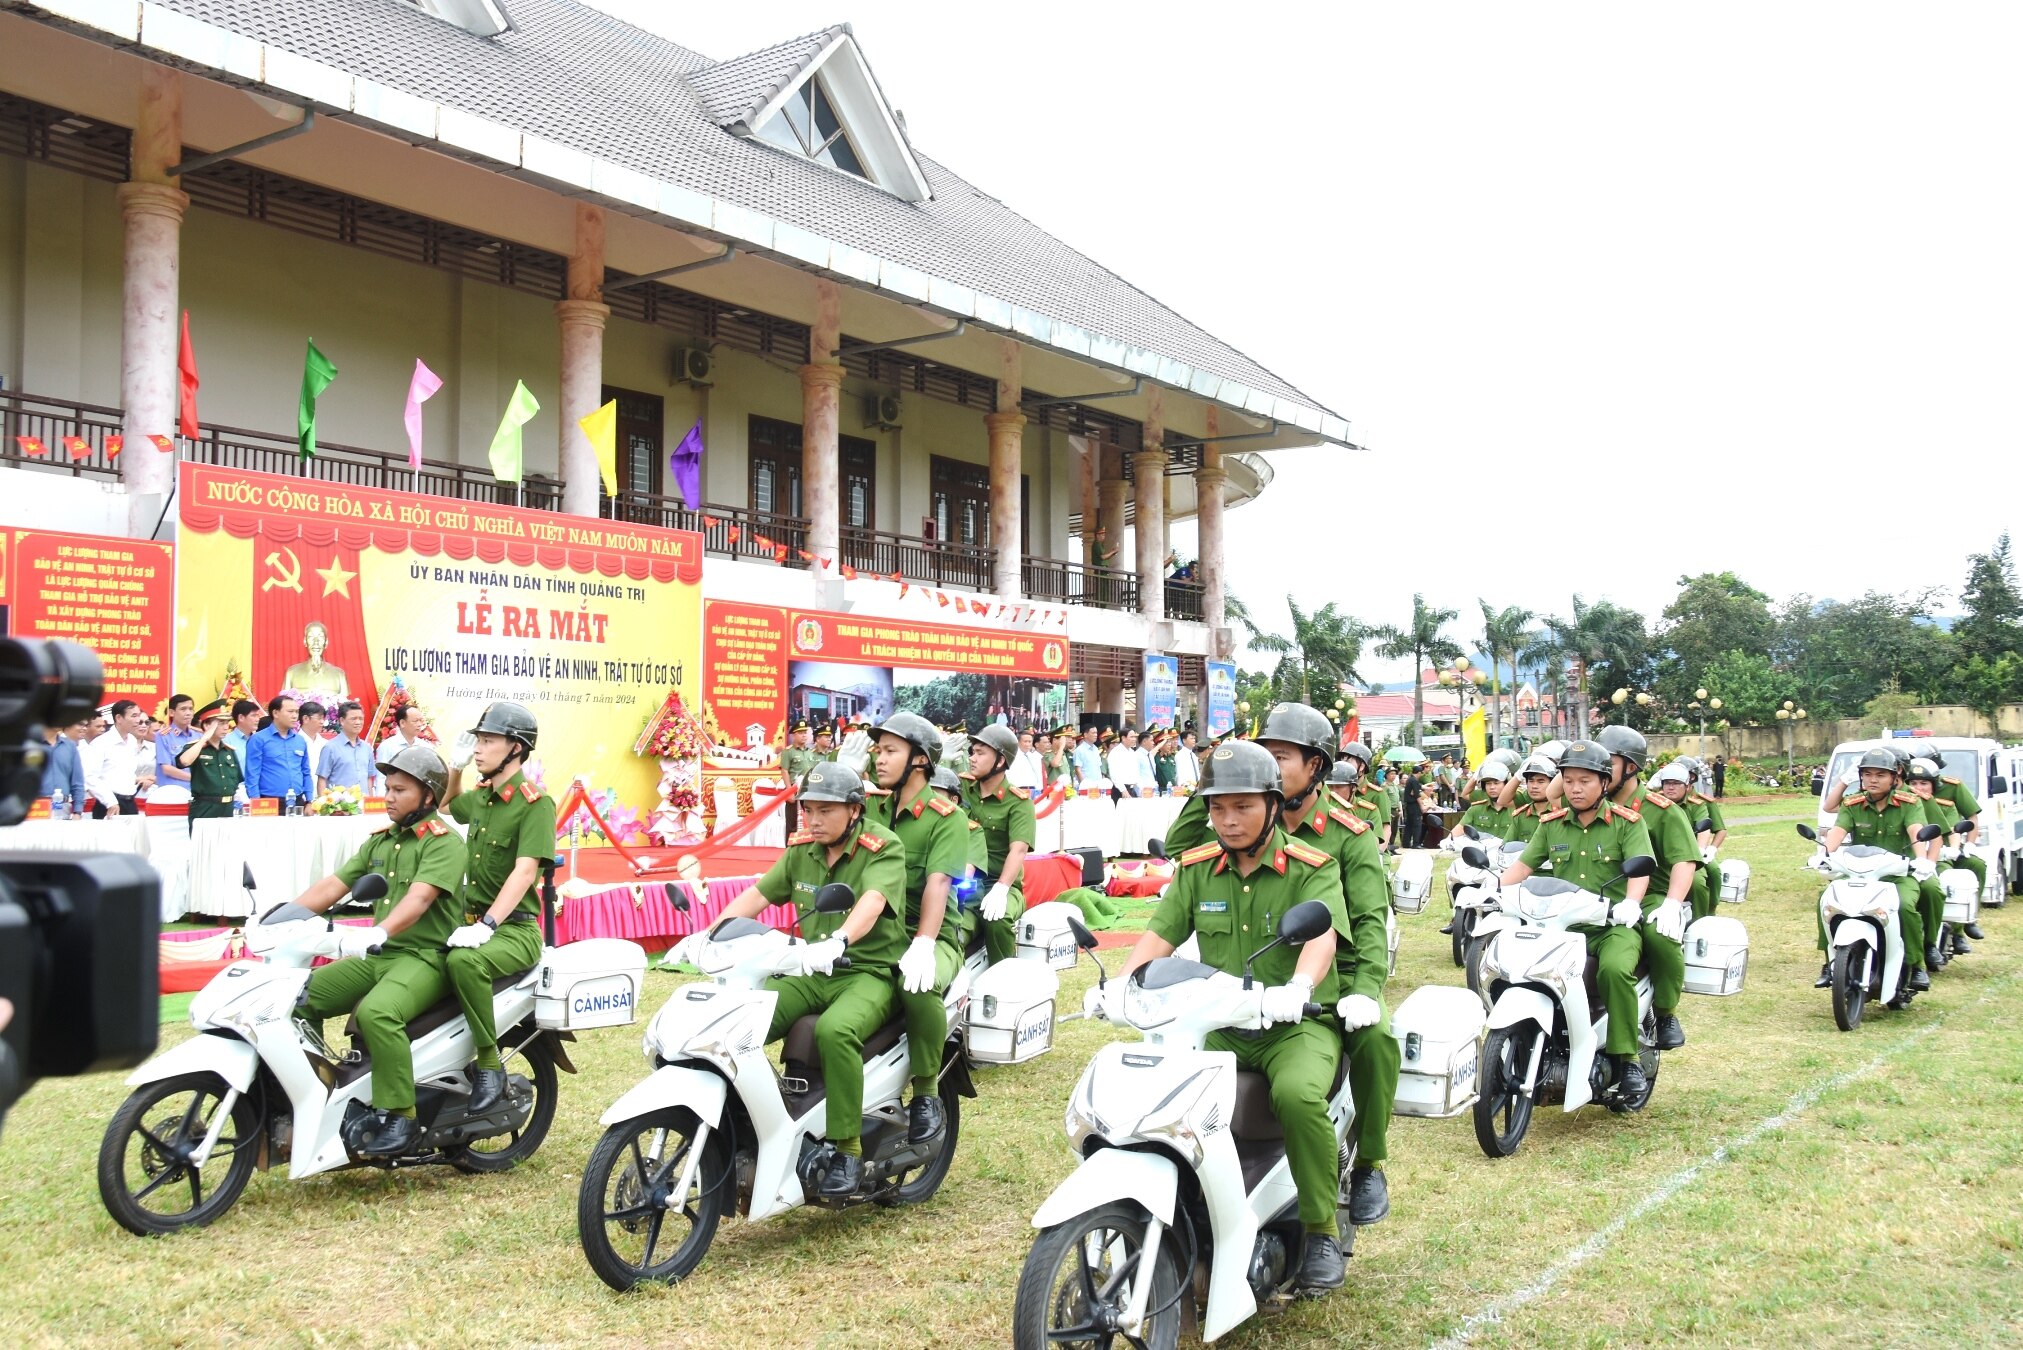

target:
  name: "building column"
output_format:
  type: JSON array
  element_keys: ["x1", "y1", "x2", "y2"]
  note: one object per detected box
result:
[
  {"x1": 119, "y1": 65, "x2": 187, "y2": 538},
  {"x1": 1133, "y1": 390, "x2": 1166, "y2": 624},
  {"x1": 557, "y1": 203, "x2": 609, "y2": 518},
  {"x1": 799, "y1": 279, "x2": 843, "y2": 570},
  {"x1": 987, "y1": 337, "x2": 1024, "y2": 597},
  {"x1": 1095, "y1": 441, "x2": 1127, "y2": 602},
  {"x1": 1198, "y1": 407, "x2": 1228, "y2": 657}
]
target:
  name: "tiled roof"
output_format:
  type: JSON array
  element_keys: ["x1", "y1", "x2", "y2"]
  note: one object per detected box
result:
[{"x1": 72, "y1": 0, "x2": 1342, "y2": 425}]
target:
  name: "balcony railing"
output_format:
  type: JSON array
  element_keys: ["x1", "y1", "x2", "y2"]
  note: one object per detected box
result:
[
  {"x1": 608, "y1": 491, "x2": 808, "y2": 567},
  {"x1": 0, "y1": 389, "x2": 124, "y2": 481},
  {"x1": 843, "y1": 526, "x2": 994, "y2": 591},
  {"x1": 1023, "y1": 556, "x2": 1140, "y2": 613},
  {"x1": 1165, "y1": 578, "x2": 1204, "y2": 623}
]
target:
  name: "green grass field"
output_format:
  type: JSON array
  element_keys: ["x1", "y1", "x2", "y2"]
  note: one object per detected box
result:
[{"x1": 5, "y1": 800, "x2": 2020, "y2": 1347}]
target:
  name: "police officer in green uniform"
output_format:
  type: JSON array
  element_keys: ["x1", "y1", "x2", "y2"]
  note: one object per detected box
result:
[
  {"x1": 1255, "y1": 704, "x2": 1397, "y2": 1227},
  {"x1": 290, "y1": 744, "x2": 467, "y2": 1156},
  {"x1": 1512, "y1": 753, "x2": 1558, "y2": 843},
  {"x1": 1930, "y1": 762, "x2": 1988, "y2": 941},
  {"x1": 1904, "y1": 758, "x2": 1962, "y2": 962},
  {"x1": 779, "y1": 722, "x2": 816, "y2": 836},
  {"x1": 438, "y1": 701, "x2": 554, "y2": 1115},
  {"x1": 964, "y1": 724, "x2": 1038, "y2": 965},
  {"x1": 871, "y1": 712, "x2": 970, "y2": 1145},
  {"x1": 684, "y1": 761, "x2": 910, "y2": 1197},
  {"x1": 1334, "y1": 742, "x2": 1391, "y2": 839},
  {"x1": 1675, "y1": 757, "x2": 1728, "y2": 914},
  {"x1": 1498, "y1": 739, "x2": 1656, "y2": 1097},
  {"x1": 932, "y1": 765, "x2": 990, "y2": 879},
  {"x1": 1459, "y1": 759, "x2": 1533, "y2": 843},
  {"x1": 1594, "y1": 726, "x2": 1691, "y2": 1052},
  {"x1": 1648, "y1": 761, "x2": 1718, "y2": 922},
  {"x1": 1093, "y1": 739, "x2": 1353, "y2": 1290},
  {"x1": 177, "y1": 699, "x2": 242, "y2": 832},
  {"x1": 1815, "y1": 747, "x2": 1933, "y2": 994}
]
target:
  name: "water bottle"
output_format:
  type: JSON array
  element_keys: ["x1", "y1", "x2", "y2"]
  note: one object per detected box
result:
[
  {"x1": 286, "y1": 789, "x2": 299, "y2": 817},
  {"x1": 51, "y1": 789, "x2": 67, "y2": 821}
]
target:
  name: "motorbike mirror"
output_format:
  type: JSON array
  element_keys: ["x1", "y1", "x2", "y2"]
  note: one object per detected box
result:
[
  {"x1": 1460, "y1": 845, "x2": 1490, "y2": 870},
  {"x1": 1277, "y1": 899, "x2": 1334, "y2": 945},
  {"x1": 1066, "y1": 914, "x2": 1099, "y2": 951},
  {"x1": 241, "y1": 862, "x2": 257, "y2": 892},
  {"x1": 1915, "y1": 824, "x2": 1943, "y2": 842},
  {"x1": 1462, "y1": 825, "x2": 1481, "y2": 840},
  {"x1": 1795, "y1": 823, "x2": 1819, "y2": 842},
  {"x1": 1695, "y1": 817, "x2": 1715, "y2": 834},
  {"x1": 813, "y1": 882, "x2": 857, "y2": 914},
  {"x1": 1810, "y1": 778, "x2": 1824, "y2": 797},
  {"x1": 1619, "y1": 855, "x2": 1656, "y2": 880},
  {"x1": 348, "y1": 872, "x2": 390, "y2": 905},
  {"x1": 1145, "y1": 836, "x2": 1167, "y2": 860}
]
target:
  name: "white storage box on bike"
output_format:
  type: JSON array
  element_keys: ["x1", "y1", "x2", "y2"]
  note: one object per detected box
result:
[
  {"x1": 1388, "y1": 985, "x2": 1487, "y2": 1118},
  {"x1": 535, "y1": 938, "x2": 648, "y2": 1030},
  {"x1": 1015, "y1": 901, "x2": 1085, "y2": 969},
  {"x1": 1681, "y1": 915, "x2": 1749, "y2": 996},
  {"x1": 965, "y1": 958, "x2": 1059, "y2": 1064},
  {"x1": 1391, "y1": 852, "x2": 1433, "y2": 914}
]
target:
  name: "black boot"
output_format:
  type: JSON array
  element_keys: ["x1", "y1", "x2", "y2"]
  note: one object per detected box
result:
[
  {"x1": 1348, "y1": 1165, "x2": 1389, "y2": 1226},
  {"x1": 1909, "y1": 966, "x2": 1932, "y2": 992},
  {"x1": 1965, "y1": 922, "x2": 1986, "y2": 940},
  {"x1": 1654, "y1": 1013, "x2": 1686, "y2": 1051},
  {"x1": 355, "y1": 1110, "x2": 418, "y2": 1157},
  {"x1": 1438, "y1": 921, "x2": 1454, "y2": 935},
  {"x1": 1297, "y1": 1233, "x2": 1346, "y2": 1290},
  {"x1": 468, "y1": 1066, "x2": 506, "y2": 1115},
  {"x1": 1925, "y1": 943, "x2": 1945, "y2": 971},
  {"x1": 1814, "y1": 962, "x2": 1833, "y2": 989},
  {"x1": 906, "y1": 1094, "x2": 945, "y2": 1144},
  {"x1": 1951, "y1": 930, "x2": 1972, "y2": 956},
  {"x1": 819, "y1": 1150, "x2": 863, "y2": 1198},
  {"x1": 1614, "y1": 1054, "x2": 1648, "y2": 1099}
]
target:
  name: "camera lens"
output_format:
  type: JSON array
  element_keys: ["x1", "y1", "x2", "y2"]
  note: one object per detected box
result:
[{"x1": 0, "y1": 638, "x2": 102, "y2": 733}]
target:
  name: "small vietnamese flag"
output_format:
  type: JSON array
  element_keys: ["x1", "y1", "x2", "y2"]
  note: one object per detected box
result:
[
  {"x1": 702, "y1": 515, "x2": 720, "y2": 531},
  {"x1": 61, "y1": 436, "x2": 90, "y2": 460},
  {"x1": 840, "y1": 563, "x2": 857, "y2": 580},
  {"x1": 888, "y1": 571, "x2": 902, "y2": 584},
  {"x1": 105, "y1": 435, "x2": 123, "y2": 457},
  {"x1": 726, "y1": 526, "x2": 740, "y2": 544},
  {"x1": 953, "y1": 596, "x2": 968, "y2": 614},
  {"x1": 147, "y1": 434, "x2": 174, "y2": 453},
  {"x1": 796, "y1": 549, "x2": 813, "y2": 563},
  {"x1": 772, "y1": 545, "x2": 789, "y2": 563},
  {"x1": 14, "y1": 435, "x2": 47, "y2": 457},
  {"x1": 937, "y1": 592, "x2": 951, "y2": 608},
  {"x1": 816, "y1": 556, "x2": 832, "y2": 570},
  {"x1": 897, "y1": 581, "x2": 910, "y2": 599}
]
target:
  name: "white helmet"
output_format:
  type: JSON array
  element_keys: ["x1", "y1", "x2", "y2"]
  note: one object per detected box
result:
[
  {"x1": 1536, "y1": 739, "x2": 1568, "y2": 765},
  {"x1": 1519, "y1": 753, "x2": 1557, "y2": 779},
  {"x1": 1651, "y1": 761, "x2": 1693, "y2": 789},
  {"x1": 1475, "y1": 759, "x2": 1513, "y2": 782}
]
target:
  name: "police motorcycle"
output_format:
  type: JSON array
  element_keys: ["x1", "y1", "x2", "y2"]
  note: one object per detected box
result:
[
  {"x1": 1798, "y1": 822, "x2": 1944, "y2": 1030},
  {"x1": 1013, "y1": 903, "x2": 1358, "y2": 1347},
  {"x1": 577, "y1": 882, "x2": 974, "y2": 1291},
  {"x1": 99, "y1": 861, "x2": 636, "y2": 1235},
  {"x1": 1932, "y1": 822, "x2": 1983, "y2": 962},
  {"x1": 1468, "y1": 853, "x2": 1660, "y2": 1157},
  {"x1": 1444, "y1": 828, "x2": 1526, "y2": 989}
]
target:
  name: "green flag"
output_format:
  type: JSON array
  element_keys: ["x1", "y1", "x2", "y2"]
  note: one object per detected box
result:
[
  {"x1": 297, "y1": 340, "x2": 338, "y2": 460},
  {"x1": 488, "y1": 380, "x2": 539, "y2": 484}
]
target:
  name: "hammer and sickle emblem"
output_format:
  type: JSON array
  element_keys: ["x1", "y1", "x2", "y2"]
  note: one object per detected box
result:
[{"x1": 262, "y1": 547, "x2": 302, "y2": 593}]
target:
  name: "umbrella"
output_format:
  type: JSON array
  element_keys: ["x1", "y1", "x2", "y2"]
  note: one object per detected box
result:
[{"x1": 1383, "y1": 746, "x2": 1427, "y2": 764}]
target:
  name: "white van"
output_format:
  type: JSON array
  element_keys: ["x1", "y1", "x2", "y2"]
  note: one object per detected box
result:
[{"x1": 1817, "y1": 735, "x2": 2014, "y2": 903}]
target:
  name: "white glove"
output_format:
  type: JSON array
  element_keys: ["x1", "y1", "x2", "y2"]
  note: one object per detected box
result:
[
  {"x1": 667, "y1": 931, "x2": 710, "y2": 969},
  {"x1": 980, "y1": 882, "x2": 1011, "y2": 922},
  {"x1": 1841, "y1": 767, "x2": 1861, "y2": 790},
  {"x1": 336, "y1": 925, "x2": 388, "y2": 959},
  {"x1": 1649, "y1": 899, "x2": 1687, "y2": 943},
  {"x1": 1700, "y1": 844, "x2": 1718, "y2": 865},
  {"x1": 1910, "y1": 858, "x2": 1936, "y2": 882},
  {"x1": 446, "y1": 921, "x2": 494, "y2": 949},
  {"x1": 448, "y1": 730, "x2": 477, "y2": 770},
  {"x1": 1081, "y1": 981, "x2": 1125, "y2": 1022},
  {"x1": 1610, "y1": 898, "x2": 1644, "y2": 927},
  {"x1": 899, "y1": 936, "x2": 938, "y2": 993},
  {"x1": 1337, "y1": 993, "x2": 1381, "y2": 1031},
  {"x1": 1259, "y1": 976, "x2": 1314, "y2": 1028},
  {"x1": 788, "y1": 936, "x2": 848, "y2": 977}
]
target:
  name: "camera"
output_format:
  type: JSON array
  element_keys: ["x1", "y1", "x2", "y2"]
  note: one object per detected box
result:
[{"x1": 0, "y1": 638, "x2": 160, "y2": 1133}]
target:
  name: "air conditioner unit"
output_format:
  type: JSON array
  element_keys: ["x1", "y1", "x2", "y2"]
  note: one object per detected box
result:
[
  {"x1": 864, "y1": 391, "x2": 903, "y2": 430},
  {"x1": 672, "y1": 347, "x2": 713, "y2": 386}
]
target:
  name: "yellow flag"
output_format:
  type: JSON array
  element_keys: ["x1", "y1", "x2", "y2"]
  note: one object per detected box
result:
[
  {"x1": 579, "y1": 398, "x2": 619, "y2": 496},
  {"x1": 1462, "y1": 706, "x2": 1488, "y2": 769}
]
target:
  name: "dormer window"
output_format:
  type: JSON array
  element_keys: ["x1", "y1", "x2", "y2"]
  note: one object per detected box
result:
[{"x1": 755, "y1": 76, "x2": 867, "y2": 179}]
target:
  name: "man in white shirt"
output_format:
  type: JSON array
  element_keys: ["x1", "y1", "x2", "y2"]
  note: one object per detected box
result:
[
  {"x1": 1008, "y1": 728, "x2": 1046, "y2": 794},
  {"x1": 1174, "y1": 730, "x2": 1201, "y2": 791},
  {"x1": 300, "y1": 701, "x2": 328, "y2": 789},
  {"x1": 1107, "y1": 728, "x2": 1144, "y2": 798},
  {"x1": 375, "y1": 704, "x2": 429, "y2": 765},
  {"x1": 86, "y1": 700, "x2": 146, "y2": 817},
  {"x1": 1135, "y1": 727, "x2": 1159, "y2": 793}
]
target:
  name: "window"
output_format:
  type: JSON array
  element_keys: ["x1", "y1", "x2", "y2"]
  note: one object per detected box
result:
[
  {"x1": 930, "y1": 455, "x2": 1028, "y2": 550},
  {"x1": 747, "y1": 416, "x2": 874, "y2": 524},
  {"x1": 601, "y1": 387, "x2": 663, "y2": 497},
  {"x1": 755, "y1": 76, "x2": 869, "y2": 179}
]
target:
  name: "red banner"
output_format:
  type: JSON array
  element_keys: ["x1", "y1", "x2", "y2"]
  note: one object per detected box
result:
[
  {"x1": 702, "y1": 601, "x2": 792, "y2": 750},
  {"x1": 4, "y1": 528, "x2": 175, "y2": 707},
  {"x1": 785, "y1": 610, "x2": 1068, "y2": 679}
]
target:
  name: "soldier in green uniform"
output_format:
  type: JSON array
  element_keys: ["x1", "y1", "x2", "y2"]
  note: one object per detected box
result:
[
  {"x1": 964, "y1": 724, "x2": 1038, "y2": 965},
  {"x1": 779, "y1": 722, "x2": 817, "y2": 837},
  {"x1": 1596, "y1": 726, "x2": 1692, "y2": 1052},
  {"x1": 1092, "y1": 739, "x2": 1353, "y2": 1290},
  {"x1": 1649, "y1": 761, "x2": 1718, "y2": 922},
  {"x1": 1930, "y1": 761, "x2": 1988, "y2": 941},
  {"x1": 1498, "y1": 739, "x2": 1656, "y2": 1097},
  {"x1": 177, "y1": 699, "x2": 242, "y2": 832},
  {"x1": 683, "y1": 761, "x2": 910, "y2": 1197},
  {"x1": 1814, "y1": 747, "x2": 1934, "y2": 994},
  {"x1": 1512, "y1": 752, "x2": 1559, "y2": 841},
  {"x1": 871, "y1": 712, "x2": 971, "y2": 1145},
  {"x1": 290, "y1": 744, "x2": 468, "y2": 1156},
  {"x1": 1458, "y1": 759, "x2": 1532, "y2": 843},
  {"x1": 1674, "y1": 757, "x2": 1728, "y2": 914},
  {"x1": 1334, "y1": 741, "x2": 1391, "y2": 839},
  {"x1": 1905, "y1": 758, "x2": 1964, "y2": 961},
  {"x1": 1255, "y1": 704, "x2": 1396, "y2": 1227},
  {"x1": 439, "y1": 701, "x2": 554, "y2": 1115}
]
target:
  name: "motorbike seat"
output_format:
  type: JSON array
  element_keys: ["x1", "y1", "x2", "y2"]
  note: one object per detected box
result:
[
  {"x1": 340, "y1": 970, "x2": 531, "y2": 1045},
  {"x1": 783, "y1": 1011, "x2": 908, "y2": 1075},
  {"x1": 1580, "y1": 951, "x2": 1647, "y2": 1015},
  {"x1": 1230, "y1": 1055, "x2": 1353, "y2": 1145},
  {"x1": 965, "y1": 923, "x2": 989, "y2": 957}
]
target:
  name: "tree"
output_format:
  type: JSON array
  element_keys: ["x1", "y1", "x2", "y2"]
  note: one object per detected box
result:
[
  {"x1": 1954, "y1": 534, "x2": 2023, "y2": 666},
  {"x1": 1519, "y1": 629, "x2": 1568, "y2": 740},
  {"x1": 1775, "y1": 591, "x2": 1953, "y2": 716},
  {"x1": 1373, "y1": 594, "x2": 1461, "y2": 749},
  {"x1": 1949, "y1": 654, "x2": 2023, "y2": 736},
  {"x1": 1479, "y1": 602, "x2": 1535, "y2": 750},
  {"x1": 1655, "y1": 572, "x2": 1774, "y2": 706},
  {"x1": 1245, "y1": 598, "x2": 1365, "y2": 708},
  {"x1": 1545, "y1": 595, "x2": 1650, "y2": 731},
  {"x1": 1694, "y1": 650, "x2": 1788, "y2": 725}
]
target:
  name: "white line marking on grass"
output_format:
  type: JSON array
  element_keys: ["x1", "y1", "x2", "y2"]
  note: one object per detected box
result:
[{"x1": 1429, "y1": 976, "x2": 2014, "y2": 1348}]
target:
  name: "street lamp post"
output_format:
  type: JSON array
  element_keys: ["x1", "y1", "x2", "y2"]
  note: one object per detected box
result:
[{"x1": 1774, "y1": 700, "x2": 1807, "y2": 774}]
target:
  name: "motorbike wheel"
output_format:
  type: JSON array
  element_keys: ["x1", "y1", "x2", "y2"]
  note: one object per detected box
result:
[
  {"x1": 874, "y1": 1081, "x2": 961, "y2": 1208},
  {"x1": 577, "y1": 1107, "x2": 731, "y2": 1292},
  {"x1": 1450, "y1": 913, "x2": 1467, "y2": 968},
  {"x1": 97, "y1": 1072, "x2": 261, "y2": 1236},
  {"x1": 1012, "y1": 1200, "x2": 1184, "y2": 1350},
  {"x1": 1472, "y1": 1025, "x2": 1535, "y2": 1158},
  {"x1": 1463, "y1": 934, "x2": 1493, "y2": 997},
  {"x1": 449, "y1": 1037, "x2": 559, "y2": 1173},
  {"x1": 1830, "y1": 947, "x2": 1867, "y2": 1032}
]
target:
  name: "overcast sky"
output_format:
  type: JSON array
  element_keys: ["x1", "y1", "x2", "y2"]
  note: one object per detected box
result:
[{"x1": 596, "y1": 1, "x2": 2022, "y2": 681}]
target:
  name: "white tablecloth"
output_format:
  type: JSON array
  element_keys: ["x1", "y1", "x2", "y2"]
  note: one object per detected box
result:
[
  {"x1": 186, "y1": 816, "x2": 405, "y2": 918},
  {"x1": 0, "y1": 815, "x2": 153, "y2": 858},
  {"x1": 1115, "y1": 796, "x2": 1186, "y2": 856},
  {"x1": 1058, "y1": 797, "x2": 1120, "y2": 857}
]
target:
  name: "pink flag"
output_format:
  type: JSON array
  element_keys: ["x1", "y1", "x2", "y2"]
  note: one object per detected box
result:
[{"x1": 403, "y1": 359, "x2": 443, "y2": 468}]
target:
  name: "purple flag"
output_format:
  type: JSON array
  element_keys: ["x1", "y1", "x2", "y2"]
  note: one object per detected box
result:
[
  {"x1": 669, "y1": 420, "x2": 703, "y2": 510},
  {"x1": 403, "y1": 358, "x2": 443, "y2": 469}
]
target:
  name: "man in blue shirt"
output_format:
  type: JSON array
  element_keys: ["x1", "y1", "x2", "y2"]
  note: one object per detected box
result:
[
  {"x1": 245, "y1": 695, "x2": 313, "y2": 805},
  {"x1": 319, "y1": 701, "x2": 382, "y2": 795},
  {"x1": 1070, "y1": 725, "x2": 1105, "y2": 788},
  {"x1": 40, "y1": 717, "x2": 88, "y2": 814},
  {"x1": 223, "y1": 699, "x2": 260, "y2": 762},
  {"x1": 151, "y1": 693, "x2": 199, "y2": 805}
]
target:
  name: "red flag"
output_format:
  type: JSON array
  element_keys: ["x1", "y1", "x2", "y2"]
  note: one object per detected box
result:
[
  {"x1": 840, "y1": 563, "x2": 857, "y2": 580},
  {"x1": 796, "y1": 549, "x2": 813, "y2": 563},
  {"x1": 937, "y1": 592, "x2": 950, "y2": 608},
  {"x1": 727, "y1": 526, "x2": 740, "y2": 544},
  {"x1": 898, "y1": 581, "x2": 910, "y2": 599},
  {"x1": 105, "y1": 435, "x2": 123, "y2": 457},
  {"x1": 61, "y1": 436, "x2": 90, "y2": 460},
  {"x1": 888, "y1": 571, "x2": 902, "y2": 584},
  {"x1": 147, "y1": 434, "x2": 173, "y2": 453},
  {"x1": 14, "y1": 436, "x2": 47, "y2": 457},
  {"x1": 816, "y1": 556, "x2": 832, "y2": 570},
  {"x1": 177, "y1": 309, "x2": 200, "y2": 437},
  {"x1": 702, "y1": 515, "x2": 720, "y2": 530},
  {"x1": 772, "y1": 545, "x2": 788, "y2": 563}
]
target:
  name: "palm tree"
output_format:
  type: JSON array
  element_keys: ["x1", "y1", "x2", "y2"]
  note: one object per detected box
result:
[
  {"x1": 1478, "y1": 601, "x2": 1535, "y2": 751},
  {"x1": 1373, "y1": 594, "x2": 1462, "y2": 748},
  {"x1": 1247, "y1": 598, "x2": 1366, "y2": 708},
  {"x1": 1546, "y1": 595, "x2": 1647, "y2": 732}
]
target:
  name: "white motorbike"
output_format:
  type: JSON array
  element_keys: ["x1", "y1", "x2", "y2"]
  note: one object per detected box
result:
[
  {"x1": 1014, "y1": 902, "x2": 1358, "y2": 1347},
  {"x1": 1470, "y1": 855, "x2": 1659, "y2": 1157},
  {"x1": 99, "y1": 865, "x2": 638, "y2": 1234},
  {"x1": 1934, "y1": 826, "x2": 1982, "y2": 962},
  {"x1": 577, "y1": 883, "x2": 973, "y2": 1291},
  {"x1": 1445, "y1": 829, "x2": 1526, "y2": 991},
  {"x1": 1798, "y1": 823, "x2": 1941, "y2": 1029}
]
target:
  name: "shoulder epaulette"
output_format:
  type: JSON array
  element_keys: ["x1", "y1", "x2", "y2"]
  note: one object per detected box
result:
[
  {"x1": 924, "y1": 796, "x2": 956, "y2": 816},
  {"x1": 1611, "y1": 802, "x2": 1642, "y2": 823},
  {"x1": 1178, "y1": 842, "x2": 1223, "y2": 867},
  {"x1": 1843, "y1": 792, "x2": 1868, "y2": 807},
  {"x1": 424, "y1": 818, "x2": 449, "y2": 836},
  {"x1": 1328, "y1": 805, "x2": 1358, "y2": 830},
  {"x1": 1539, "y1": 808, "x2": 1568, "y2": 822},
  {"x1": 1011, "y1": 785, "x2": 1031, "y2": 800},
  {"x1": 521, "y1": 782, "x2": 541, "y2": 803},
  {"x1": 1285, "y1": 839, "x2": 1330, "y2": 868},
  {"x1": 1892, "y1": 790, "x2": 1919, "y2": 806},
  {"x1": 1943, "y1": 776, "x2": 1962, "y2": 785},
  {"x1": 856, "y1": 831, "x2": 886, "y2": 852},
  {"x1": 1642, "y1": 792, "x2": 1672, "y2": 809},
  {"x1": 1686, "y1": 792, "x2": 1708, "y2": 805},
  {"x1": 1513, "y1": 803, "x2": 1534, "y2": 816},
  {"x1": 967, "y1": 818, "x2": 982, "y2": 831},
  {"x1": 788, "y1": 830, "x2": 816, "y2": 846}
]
